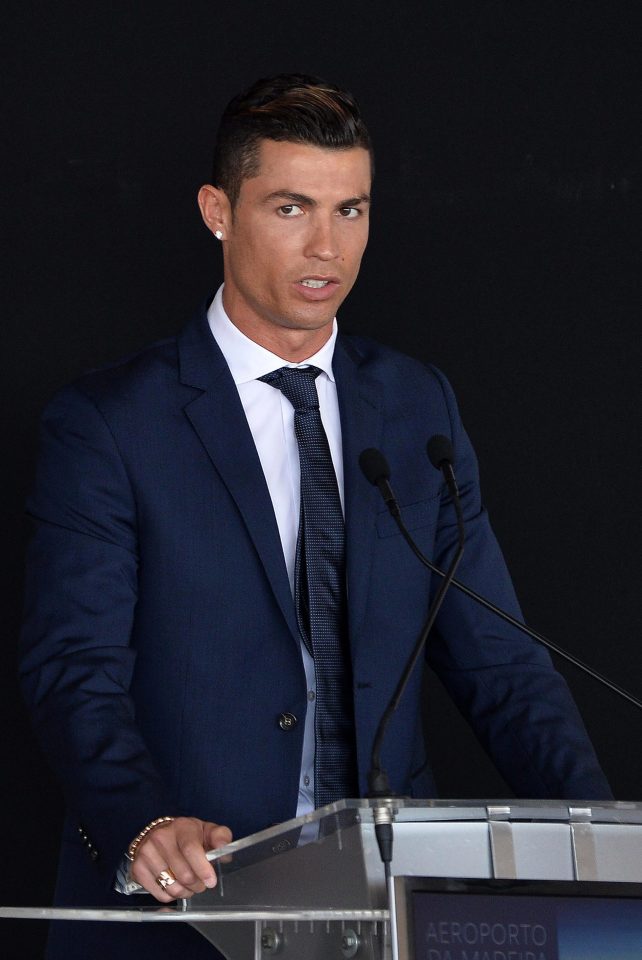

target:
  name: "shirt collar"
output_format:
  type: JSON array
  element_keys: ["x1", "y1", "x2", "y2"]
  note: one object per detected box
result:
[{"x1": 207, "y1": 285, "x2": 337, "y2": 385}]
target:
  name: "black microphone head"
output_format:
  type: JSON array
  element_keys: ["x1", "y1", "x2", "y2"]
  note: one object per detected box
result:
[
  {"x1": 359, "y1": 448, "x2": 391, "y2": 486},
  {"x1": 427, "y1": 434, "x2": 454, "y2": 470}
]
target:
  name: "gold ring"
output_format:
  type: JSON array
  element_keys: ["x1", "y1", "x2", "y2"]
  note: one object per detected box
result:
[{"x1": 156, "y1": 869, "x2": 177, "y2": 889}]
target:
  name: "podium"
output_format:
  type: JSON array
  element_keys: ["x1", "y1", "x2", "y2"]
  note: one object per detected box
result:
[{"x1": 3, "y1": 799, "x2": 642, "y2": 958}]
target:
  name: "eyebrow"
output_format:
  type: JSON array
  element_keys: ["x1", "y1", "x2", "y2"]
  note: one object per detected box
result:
[{"x1": 262, "y1": 190, "x2": 371, "y2": 208}]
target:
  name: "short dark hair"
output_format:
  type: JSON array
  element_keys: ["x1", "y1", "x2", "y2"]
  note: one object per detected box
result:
[{"x1": 212, "y1": 74, "x2": 373, "y2": 208}]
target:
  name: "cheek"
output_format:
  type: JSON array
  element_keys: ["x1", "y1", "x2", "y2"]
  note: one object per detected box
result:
[
  {"x1": 228, "y1": 233, "x2": 268, "y2": 284},
  {"x1": 250, "y1": 237, "x2": 299, "y2": 289},
  {"x1": 345, "y1": 236, "x2": 368, "y2": 273},
  {"x1": 230, "y1": 239, "x2": 292, "y2": 306},
  {"x1": 343, "y1": 220, "x2": 369, "y2": 259}
]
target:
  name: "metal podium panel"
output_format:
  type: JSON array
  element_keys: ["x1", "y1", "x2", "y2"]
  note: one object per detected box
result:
[{"x1": 390, "y1": 822, "x2": 492, "y2": 878}]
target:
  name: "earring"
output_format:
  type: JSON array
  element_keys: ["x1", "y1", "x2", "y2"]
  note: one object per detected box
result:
[{"x1": 214, "y1": 230, "x2": 223, "y2": 240}]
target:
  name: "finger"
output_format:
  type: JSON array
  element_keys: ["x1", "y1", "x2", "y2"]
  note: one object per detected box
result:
[
  {"x1": 131, "y1": 859, "x2": 192, "y2": 902},
  {"x1": 203, "y1": 822, "x2": 233, "y2": 866},
  {"x1": 204, "y1": 821, "x2": 233, "y2": 851},
  {"x1": 203, "y1": 822, "x2": 232, "y2": 850},
  {"x1": 174, "y1": 830, "x2": 217, "y2": 890}
]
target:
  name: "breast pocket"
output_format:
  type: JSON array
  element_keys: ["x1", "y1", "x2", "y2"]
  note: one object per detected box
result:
[{"x1": 375, "y1": 495, "x2": 440, "y2": 539}]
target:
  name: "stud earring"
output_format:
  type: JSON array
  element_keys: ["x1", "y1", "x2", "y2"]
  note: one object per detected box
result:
[{"x1": 214, "y1": 230, "x2": 223, "y2": 240}]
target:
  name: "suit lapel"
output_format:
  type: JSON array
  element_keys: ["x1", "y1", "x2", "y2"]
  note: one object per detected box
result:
[
  {"x1": 177, "y1": 308, "x2": 385, "y2": 654},
  {"x1": 333, "y1": 336, "x2": 384, "y2": 655},
  {"x1": 178, "y1": 306, "x2": 299, "y2": 643}
]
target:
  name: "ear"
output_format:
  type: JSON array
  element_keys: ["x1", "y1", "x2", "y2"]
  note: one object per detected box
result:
[{"x1": 197, "y1": 184, "x2": 231, "y2": 239}]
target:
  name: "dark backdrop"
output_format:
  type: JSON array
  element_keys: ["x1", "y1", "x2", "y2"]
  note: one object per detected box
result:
[{"x1": 2, "y1": 1, "x2": 640, "y2": 956}]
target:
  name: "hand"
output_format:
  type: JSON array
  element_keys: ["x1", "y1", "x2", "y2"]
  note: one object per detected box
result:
[{"x1": 130, "y1": 816, "x2": 232, "y2": 902}]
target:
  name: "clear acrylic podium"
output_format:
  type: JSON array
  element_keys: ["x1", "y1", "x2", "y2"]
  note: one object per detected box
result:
[{"x1": 3, "y1": 798, "x2": 642, "y2": 958}]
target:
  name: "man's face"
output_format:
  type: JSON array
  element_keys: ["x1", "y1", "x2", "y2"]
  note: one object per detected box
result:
[{"x1": 204, "y1": 139, "x2": 371, "y2": 357}]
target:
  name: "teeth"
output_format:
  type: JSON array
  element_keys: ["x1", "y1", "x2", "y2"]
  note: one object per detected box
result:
[{"x1": 301, "y1": 279, "x2": 330, "y2": 288}]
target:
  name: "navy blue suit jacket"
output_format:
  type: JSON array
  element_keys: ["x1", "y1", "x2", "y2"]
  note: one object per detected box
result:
[{"x1": 20, "y1": 302, "x2": 611, "y2": 957}]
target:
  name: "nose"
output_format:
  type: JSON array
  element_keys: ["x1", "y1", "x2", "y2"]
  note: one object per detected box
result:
[{"x1": 303, "y1": 214, "x2": 340, "y2": 261}]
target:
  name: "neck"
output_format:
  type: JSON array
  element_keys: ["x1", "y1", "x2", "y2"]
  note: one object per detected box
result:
[{"x1": 222, "y1": 293, "x2": 335, "y2": 362}]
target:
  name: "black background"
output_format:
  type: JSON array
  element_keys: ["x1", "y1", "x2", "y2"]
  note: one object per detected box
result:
[{"x1": 2, "y1": 1, "x2": 640, "y2": 956}]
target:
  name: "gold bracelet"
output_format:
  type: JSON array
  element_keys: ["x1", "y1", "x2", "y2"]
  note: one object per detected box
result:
[{"x1": 127, "y1": 816, "x2": 175, "y2": 862}]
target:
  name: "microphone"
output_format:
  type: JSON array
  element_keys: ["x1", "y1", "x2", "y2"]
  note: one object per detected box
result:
[
  {"x1": 426, "y1": 434, "x2": 464, "y2": 543},
  {"x1": 358, "y1": 448, "x2": 400, "y2": 519},
  {"x1": 361, "y1": 444, "x2": 642, "y2": 712},
  {"x1": 426, "y1": 434, "x2": 452, "y2": 469},
  {"x1": 427, "y1": 434, "x2": 459, "y2": 500},
  {"x1": 363, "y1": 441, "x2": 466, "y2": 803}
]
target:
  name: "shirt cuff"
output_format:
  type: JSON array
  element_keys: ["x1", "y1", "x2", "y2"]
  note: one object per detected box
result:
[{"x1": 114, "y1": 855, "x2": 146, "y2": 895}]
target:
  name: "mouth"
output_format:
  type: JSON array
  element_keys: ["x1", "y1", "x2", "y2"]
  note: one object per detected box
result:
[
  {"x1": 300, "y1": 278, "x2": 332, "y2": 288},
  {"x1": 294, "y1": 276, "x2": 341, "y2": 301}
]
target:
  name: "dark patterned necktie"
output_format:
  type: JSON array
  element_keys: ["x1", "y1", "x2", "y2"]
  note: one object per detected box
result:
[{"x1": 259, "y1": 365, "x2": 357, "y2": 806}]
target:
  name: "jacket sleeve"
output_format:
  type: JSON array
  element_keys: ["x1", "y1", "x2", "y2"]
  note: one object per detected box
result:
[
  {"x1": 426, "y1": 367, "x2": 613, "y2": 801},
  {"x1": 19, "y1": 385, "x2": 175, "y2": 883}
]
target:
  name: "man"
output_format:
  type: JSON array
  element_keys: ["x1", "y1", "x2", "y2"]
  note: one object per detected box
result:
[{"x1": 20, "y1": 74, "x2": 611, "y2": 959}]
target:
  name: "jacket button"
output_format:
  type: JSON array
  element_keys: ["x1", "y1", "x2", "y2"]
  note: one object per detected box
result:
[{"x1": 278, "y1": 712, "x2": 297, "y2": 730}]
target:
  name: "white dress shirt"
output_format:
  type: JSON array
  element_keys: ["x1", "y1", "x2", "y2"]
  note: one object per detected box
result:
[{"x1": 207, "y1": 285, "x2": 345, "y2": 817}]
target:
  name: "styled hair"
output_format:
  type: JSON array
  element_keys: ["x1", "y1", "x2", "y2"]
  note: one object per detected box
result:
[{"x1": 212, "y1": 74, "x2": 373, "y2": 207}]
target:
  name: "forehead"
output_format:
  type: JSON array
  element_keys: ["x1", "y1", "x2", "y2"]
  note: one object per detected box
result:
[{"x1": 241, "y1": 139, "x2": 372, "y2": 201}]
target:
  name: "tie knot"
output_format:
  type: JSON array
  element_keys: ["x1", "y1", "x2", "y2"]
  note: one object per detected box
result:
[{"x1": 259, "y1": 366, "x2": 322, "y2": 412}]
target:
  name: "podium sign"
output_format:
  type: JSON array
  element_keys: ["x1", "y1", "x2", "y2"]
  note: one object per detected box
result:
[{"x1": 394, "y1": 877, "x2": 642, "y2": 960}]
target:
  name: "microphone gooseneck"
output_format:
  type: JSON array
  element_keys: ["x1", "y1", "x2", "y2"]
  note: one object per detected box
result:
[
  {"x1": 362, "y1": 442, "x2": 642, "y2": 712},
  {"x1": 362, "y1": 442, "x2": 466, "y2": 800}
]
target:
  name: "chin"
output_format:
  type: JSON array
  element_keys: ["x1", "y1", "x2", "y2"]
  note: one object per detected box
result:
[
  {"x1": 291, "y1": 312, "x2": 336, "y2": 331},
  {"x1": 279, "y1": 304, "x2": 336, "y2": 331}
]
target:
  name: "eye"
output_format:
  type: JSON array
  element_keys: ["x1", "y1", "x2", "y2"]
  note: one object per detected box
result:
[
  {"x1": 278, "y1": 204, "x2": 303, "y2": 217},
  {"x1": 339, "y1": 207, "x2": 361, "y2": 219}
]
